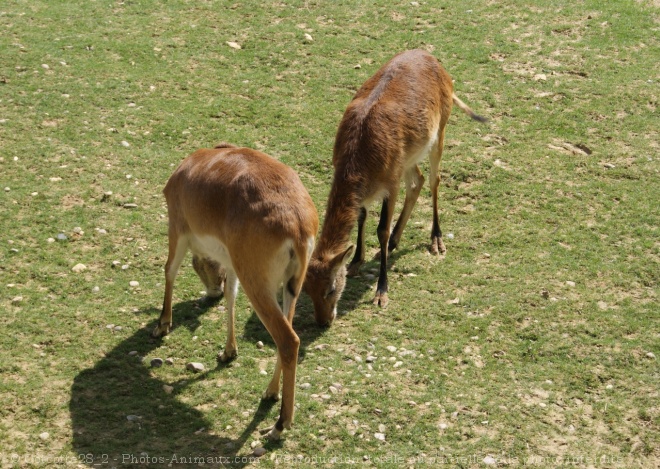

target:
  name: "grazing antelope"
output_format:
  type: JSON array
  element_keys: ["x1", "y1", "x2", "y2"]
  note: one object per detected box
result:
[
  {"x1": 153, "y1": 143, "x2": 318, "y2": 440},
  {"x1": 304, "y1": 49, "x2": 486, "y2": 325}
]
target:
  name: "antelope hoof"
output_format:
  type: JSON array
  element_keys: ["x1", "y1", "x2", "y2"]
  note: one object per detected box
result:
[
  {"x1": 217, "y1": 348, "x2": 237, "y2": 362},
  {"x1": 347, "y1": 260, "x2": 363, "y2": 277},
  {"x1": 372, "y1": 291, "x2": 389, "y2": 308},
  {"x1": 431, "y1": 236, "x2": 447, "y2": 256},
  {"x1": 152, "y1": 322, "x2": 171, "y2": 338},
  {"x1": 260, "y1": 426, "x2": 282, "y2": 441},
  {"x1": 262, "y1": 388, "x2": 281, "y2": 401}
]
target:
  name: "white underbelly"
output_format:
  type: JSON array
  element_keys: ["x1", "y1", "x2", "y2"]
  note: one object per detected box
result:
[{"x1": 189, "y1": 234, "x2": 234, "y2": 271}]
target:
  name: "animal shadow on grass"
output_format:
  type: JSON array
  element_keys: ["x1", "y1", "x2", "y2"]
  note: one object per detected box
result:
[{"x1": 70, "y1": 298, "x2": 283, "y2": 469}]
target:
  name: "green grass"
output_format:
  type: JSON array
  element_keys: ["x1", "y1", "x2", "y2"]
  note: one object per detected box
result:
[{"x1": 1, "y1": 0, "x2": 658, "y2": 467}]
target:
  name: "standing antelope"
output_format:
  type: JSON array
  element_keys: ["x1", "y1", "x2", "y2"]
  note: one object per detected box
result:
[
  {"x1": 304, "y1": 49, "x2": 486, "y2": 325},
  {"x1": 153, "y1": 143, "x2": 318, "y2": 440}
]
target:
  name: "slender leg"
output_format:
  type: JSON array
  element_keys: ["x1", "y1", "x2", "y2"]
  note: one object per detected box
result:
[
  {"x1": 347, "y1": 207, "x2": 367, "y2": 277},
  {"x1": 373, "y1": 197, "x2": 396, "y2": 307},
  {"x1": 244, "y1": 289, "x2": 299, "y2": 441},
  {"x1": 389, "y1": 166, "x2": 425, "y2": 252},
  {"x1": 154, "y1": 234, "x2": 188, "y2": 337},
  {"x1": 264, "y1": 274, "x2": 303, "y2": 400},
  {"x1": 218, "y1": 270, "x2": 239, "y2": 362},
  {"x1": 430, "y1": 128, "x2": 447, "y2": 255}
]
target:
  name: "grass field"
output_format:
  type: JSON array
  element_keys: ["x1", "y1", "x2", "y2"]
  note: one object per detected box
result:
[{"x1": 0, "y1": 0, "x2": 658, "y2": 467}]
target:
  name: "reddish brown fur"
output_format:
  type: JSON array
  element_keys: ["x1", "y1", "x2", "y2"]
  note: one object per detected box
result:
[
  {"x1": 304, "y1": 49, "x2": 485, "y2": 323},
  {"x1": 155, "y1": 145, "x2": 318, "y2": 440}
]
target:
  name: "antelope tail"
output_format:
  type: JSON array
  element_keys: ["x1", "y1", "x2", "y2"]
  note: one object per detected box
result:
[{"x1": 452, "y1": 93, "x2": 488, "y2": 123}]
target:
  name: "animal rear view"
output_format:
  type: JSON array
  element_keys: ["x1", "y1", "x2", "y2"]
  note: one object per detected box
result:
[
  {"x1": 154, "y1": 143, "x2": 319, "y2": 440},
  {"x1": 304, "y1": 49, "x2": 486, "y2": 324}
]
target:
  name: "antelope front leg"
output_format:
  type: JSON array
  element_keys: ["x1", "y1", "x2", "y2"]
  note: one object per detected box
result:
[
  {"x1": 347, "y1": 207, "x2": 367, "y2": 277},
  {"x1": 154, "y1": 236, "x2": 188, "y2": 337},
  {"x1": 218, "y1": 272, "x2": 239, "y2": 362}
]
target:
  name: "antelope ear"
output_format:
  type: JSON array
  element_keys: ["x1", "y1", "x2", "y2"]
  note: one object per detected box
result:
[{"x1": 329, "y1": 245, "x2": 355, "y2": 274}]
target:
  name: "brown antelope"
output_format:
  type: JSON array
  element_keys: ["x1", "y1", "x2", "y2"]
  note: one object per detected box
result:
[
  {"x1": 304, "y1": 49, "x2": 486, "y2": 325},
  {"x1": 153, "y1": 143, "x2": 318, "y2": 440}
]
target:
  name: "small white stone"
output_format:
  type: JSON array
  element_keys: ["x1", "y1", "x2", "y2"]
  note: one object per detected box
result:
[
  {"x1": 484, "y1": 456, "x2": 497, "y2": 465},
  {"x1": 300, "y1": 382, "x2": 312, "y2": 389},
  {"x1": 39, "y1": 432, "x2": 50, "y2": 440},
  {"x1": 256, "y1": 341, "x2": 264, "y2": 349},
  {"x1": 11, "y1": 296, "x2": 23, "y2": 304},
  {"x1": 304, "y1": 33, "x2": 314, "y2": 42},
  {"x1": 129, "y1": 281, "x2": 139, "y2": 287},
  {"x1": 566, "y1": 281, "x2": 576, "y2": 287},
  {"x1": 606, "y1": 384, "x2": 613, "y2": 390},
  {"x1": 41, "y1": 64, "x2": 50, "y2": 70},
  {"x1": 47, "y1": 238, "x2": 55, "y2": 243},
  {"x1": 186, "y1": 362, "x2": 205, "y2": 372},
  {"x1": 374, "y1": 432, "x2": 386, "y2": 441},
  {"x1": 386, "y1": 345, "x2": 397, "y2": 353},
  {"x1": 439, "y1": 423, "x2": 448, "y2": 430},
  {"x1": 92, "y1": 286, "x2": 100, "y2": 293},
  {"x1": 72, "y1": 263, "x2": 87, "y2": 273},
  {"x1": 646, "y1": 352, "x2": 656, "y2": 359},
  {"x1": 121, "y1": 141, "x2": 130, "y2": 147},
  {"x1": 446, "y1": 233, "x2": 454, "y2": 240}
]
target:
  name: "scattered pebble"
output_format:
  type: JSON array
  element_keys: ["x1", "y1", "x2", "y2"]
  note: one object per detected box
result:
[
  {"x1": 226, "y1": 41, "x2": 242, "y2": 50},
  {"x1": 3, "y1": 187, "x2": 9, "y2": 192},
  {"x1": 603, "y1": 163, "x2": 616, "y2": 169},
  {"x1": 374, "y1": 432, "x2": 386, "y2": 441},
  {"x1": 484, "y1": 456, "x2": 497, "y2": 465},
  {"x1": 39, "y1": 432, "x2": 50, "y2": 440},
  {"x1": 300, "y1": 383, "x2": 312, "y2": 389},
  {"x1": 252, "y1": 447, "x2": 267, "y2": 457},
  {"x1": 128, "y1": 351, "x2": 138, "y2": 356},
  {"x1": 303, "y1": 33, "x2": 314, "y2": 42},
  {"x1": 97, "y1": 228, "x2": 107, "y2": 235},
  {"x1": 121, "y1": 141, "x2": 130, "y2": 148},
  {"x1": 56, "y1": 233, "x2": 68, "y2": 241},
  {"x1": 163, "y1": 385, "x2": 174, "y2": 394},
  {"x1": 606, "y1": 384, "x2": 613, "y2": 390},
  {"x1": 114, "y1": 326, "x2": 122, "y2": 331},
  {"x1": 366, "y1": 355, "x2": 376, "y2": 363},
  {"x1": 72, "y1": 263, "x2": 87, "y2": 273},
  {"x1": 354, "y1": 64, "x2": 361, "y2": 69},
  {"x1": 123, "y1": 203, "x2": 138, "y2": 209},
  {"x1": 151, "y1": 358, "x2": 163, "y2": 368},
  {"x1": 129, "y1": 281, "x2": 139, "y2": 287},
  {"x1": 446, "y1": 233, "x2": 454, "y2": 240},
  {"x1": 122, "y1": 265, "x2": 130, "y2": 270},
  {"x1": 439, "y1": 423, "x2": 448, "y2": 430},
  {"x1": 73, "y1": 227, "x2": 83, "y2": 234},
  {"x1": 126, "y1": 415, "x2": 141, "y2": 421},
  {"x1": 186, "y1": 362, "x2": 205, "y2": 372},
  {"x1": 11, "y1": 296, "x2": 23, "y2": 304},
  {"x1": 106, "y1": 324, "x2": 115, "y2": 329},
  {"x1": 646, "y1": 352, "x2": 656, "y2": 359},
  {"x1": 256, "y1": 341, "x2": 264, "y2": 349},
  {"x1": 386, "y1": 345, "x2": 397, "y2": 353},
  {"x1": 47, "y1": 238, "x2": 55, "y2": 243},
  {"x1": 566, "y1": 281, "x2": 576, "y2": 287},
  {"x1": 165, "y1": 358, "x2": 174, "y2": 365}
]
